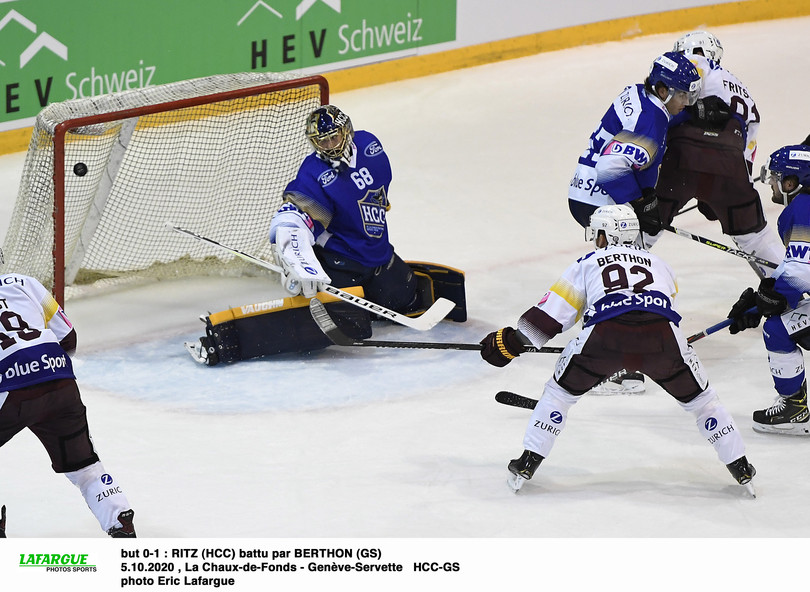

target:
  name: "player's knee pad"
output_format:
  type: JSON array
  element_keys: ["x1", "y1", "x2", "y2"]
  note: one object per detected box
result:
[
  {"x1": 406, "y1": 261, "x2": 467, "y2": 322},
  {"x1": 202, "y1": 287, "x2": 371, "y2": 365}
]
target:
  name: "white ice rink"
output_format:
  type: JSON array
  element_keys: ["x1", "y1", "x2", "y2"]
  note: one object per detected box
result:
[{"x1": 1, "y1": 14, "x2": 809, "y2": 588}]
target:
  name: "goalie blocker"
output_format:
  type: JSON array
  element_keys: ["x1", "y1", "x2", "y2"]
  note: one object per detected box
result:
[{"x1": 186, "y1": 261, "x2": 466, "y2": 366}]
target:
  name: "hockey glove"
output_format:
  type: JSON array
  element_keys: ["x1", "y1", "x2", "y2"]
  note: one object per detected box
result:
[
  {"x1": 755, "y1": 277, "x2": 788, "y2": 317},
  {"x1": 689, "y1": 95, "x2": 731, "y2": 128},
  {"x1": 727, "y1": 287, "x2": 762, "y2": 334},
  {"x1": 480, "y1": 327, "x2": 526, "y2": 367},
  {"x1": 273, "y1": 227, "x2": 332, "y2": 298},
  {"x1": 631, "y1": 188, "x2": 663, "y2": 235}
]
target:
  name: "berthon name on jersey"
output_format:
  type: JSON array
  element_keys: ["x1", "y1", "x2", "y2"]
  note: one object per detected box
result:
[{"x1": 595, "y1": 252, "x2": 653, "y2": 267}]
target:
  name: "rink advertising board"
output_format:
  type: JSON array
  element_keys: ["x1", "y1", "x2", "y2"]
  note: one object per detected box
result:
[{"x1": 0, "y1": 0, "x2": 456, "y2": 130}]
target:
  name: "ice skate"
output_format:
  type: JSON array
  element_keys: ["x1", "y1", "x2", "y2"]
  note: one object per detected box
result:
[
  {"x1": 726, "y1": 456, "x2": 757, "y2": 498},
  {"x1": 752, "y1": 382, "x2": 810, "y2": 436},
  {"x1": 184, "y1": 337, "x2": 218, "y2": 366},
  {"x1": 507, "y1": 450, "x2": 543, "y2": 493},
  {"x1": 587, "y1": 371, "x2": 646, "y2": 395},
  {"x1": 108, "y1": 509, "x2": 136, "y2": 538}
]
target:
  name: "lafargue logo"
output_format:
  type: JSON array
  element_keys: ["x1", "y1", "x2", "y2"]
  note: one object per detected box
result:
[
  {"x1": 19, "y1": 552, "x2": 96, "y2": 573},
  {"x1": 704, "y1": 417, "x2": 718, "y2": 431},
  {"x1": 364, "y1": 140, "x2": 383, "y2": 158},
  {"x1": 317, "y1": 168, "x2": 338, "y2": 187},
  {"x1": 550, "y1": 411, "x2": 563, "y2": 424}
]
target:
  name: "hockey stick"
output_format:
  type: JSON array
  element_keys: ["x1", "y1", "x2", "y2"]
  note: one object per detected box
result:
[
  {"x1": 664, "y1": 225, "x2": 778, "y2": 270},
  {"x1": 495, "y1": 311, "x2": 752, "y2": 410},
  {"x1": 166, "y1": 222, "x2": 455, "y2": 331},
  {"x1": 309, "y1": 298, "x2": 564, "y2": 353}
]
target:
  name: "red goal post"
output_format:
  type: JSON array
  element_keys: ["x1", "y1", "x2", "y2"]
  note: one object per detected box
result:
[{"x1": 1, "y1": 72, "x2": 329, "y2": 305}]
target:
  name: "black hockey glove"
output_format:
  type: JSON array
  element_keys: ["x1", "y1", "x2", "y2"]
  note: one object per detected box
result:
[
  {"x1": 755, "y1": 277, "x2": 788, "y2": 317},
  {"x1": 480, "y1": 327, "x2": 526, "y2": 367},
  {"x1": 688, "y1": 95, "x2": 731, "y2": 128},
  {"x1": 727, "y1": 287, "x2": 762, "y2": 334},
  {"x1": 631, "y1": 188, "x2": 662, "y2": 235}
]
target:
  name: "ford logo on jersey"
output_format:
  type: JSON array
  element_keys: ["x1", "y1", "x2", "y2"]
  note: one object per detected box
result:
[
  {"x1": 365, "y1": 141, "x2": 383, "y2": 157},
  {"x1": 317, "y1": 169, "x2": 338, "y2": 187}
]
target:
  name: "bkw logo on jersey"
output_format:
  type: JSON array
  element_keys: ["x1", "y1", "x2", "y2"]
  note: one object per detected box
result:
[
  {"x1": 604, "y1": 140, "x2": 650, "y2": 169},
  {"x1": 787, "y1": 242, "x2": 810, "y2": 262}
]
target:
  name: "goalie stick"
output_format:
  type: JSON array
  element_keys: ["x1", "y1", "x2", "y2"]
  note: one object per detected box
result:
[
  {"x1": 166, "y1": 222, "x2": 455, "y2": 331},
  {"x1": 309, "y1": 298, "x2": 564, "y2": 353},
  {"x1": 664, "y1": 225, "x2": 778, "y2": 270}
]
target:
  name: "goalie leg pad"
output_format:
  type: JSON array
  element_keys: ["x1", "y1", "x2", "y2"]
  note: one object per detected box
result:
[
  {"x1": 406, "y1": 261, "x2": 467, "y2": 322},
  {"x1": 204, "y1": 296, "x2": 372, "y2": 363}
]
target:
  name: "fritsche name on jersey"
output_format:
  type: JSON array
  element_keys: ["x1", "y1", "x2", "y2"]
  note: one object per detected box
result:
[{"x1": 585, "y1": 290, "x2": 682, "y2": 327}]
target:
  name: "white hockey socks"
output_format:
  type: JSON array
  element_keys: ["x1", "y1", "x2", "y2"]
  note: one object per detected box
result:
[
  {"x1": 65, "y1": 461, "x2": 133, "y2": 533},
  {"x1": 522, "y1": 379, "x2": 579, "y2": 458},
  {"x1": 680, "y1": 388, "x2": 745, "y2": 465}
]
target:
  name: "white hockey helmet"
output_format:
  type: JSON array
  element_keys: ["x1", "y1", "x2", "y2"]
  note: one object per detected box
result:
[
  {"x1": 673, "y1": 30, "x2": 724, "y2": 64},
  {"x1": 587, "y1": 204, "x2": 641, "y2": 247}
]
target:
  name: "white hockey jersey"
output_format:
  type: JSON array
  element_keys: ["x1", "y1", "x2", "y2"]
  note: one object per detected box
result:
[
  {"x1": 518, "y1": 244, "x2": 680, "y2": 348},
  {"x1": 688, "y1": 54, "x2": 761, "y2": 169},
  {"x1": 0, "y1": 274, "x2": 75, "y2": 398}
]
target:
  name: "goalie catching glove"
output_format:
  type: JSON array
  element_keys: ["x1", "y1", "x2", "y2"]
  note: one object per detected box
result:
[
  {"x1": 480, "y1": 327, "x2": 527, "y2": 367},
  {"x1": 273, "y1": 227, "x2": 331, "y2": 298}
]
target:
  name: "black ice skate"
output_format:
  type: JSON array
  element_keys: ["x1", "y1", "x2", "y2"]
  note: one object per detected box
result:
[
  {"x1": 108, "y1": 509, "x2": 136, "y2": 538},
  {"x1": 507, "y1": 450, "x2": 544, "y2": 493},
  {"x1": 726, "y1": 456, "x2": 756, "y2": 498},
  {"x1": 752, "y1": 381, "x2": 810, "y2": 436}
]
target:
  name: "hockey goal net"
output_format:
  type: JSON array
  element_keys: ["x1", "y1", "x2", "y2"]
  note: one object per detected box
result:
[{"x1": 1, "y1": 72, "x2": 328, "y2": 304}]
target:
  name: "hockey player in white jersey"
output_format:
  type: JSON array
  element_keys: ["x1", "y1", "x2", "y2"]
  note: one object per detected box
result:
[
  {"x1": 652, "y1": 30, "x2": 784, "y2": 277},
  {"x1": 479, "y1": 205, "x2": 756, "y2": 495},
  {"x1": 0, "y1": 273, "x2": 136, "y2": 537}
]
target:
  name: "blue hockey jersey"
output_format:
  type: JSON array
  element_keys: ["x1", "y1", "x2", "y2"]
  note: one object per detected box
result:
[
  {"x1": 280, "y1": 130, "x2": 394, "y2": 268},
  {"x1": 773, "y1": 193, "x2": 810, "y2": 308},
  {"x1": 569, "y1": 84, "x2": 671, "y2": 209}
]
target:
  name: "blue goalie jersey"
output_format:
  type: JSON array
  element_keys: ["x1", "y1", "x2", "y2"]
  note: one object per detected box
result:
[{"x1": 282, "y1": 130, "x2": 395, "y2": 268}]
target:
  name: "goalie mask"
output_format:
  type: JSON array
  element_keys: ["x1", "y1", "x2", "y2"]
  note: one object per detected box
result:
[
  {"x1": 673, "y1": 30, "x2": 724, "y2": 64},
  {"x1": 306, "y1": 105, "x2": 355, "y2": 167},
  {"x1": 762, "y1": 145, "x2": 810, "y2": 206},
  {"x1": 587, "y1": 204, "x2": 641, "y2": 247}
]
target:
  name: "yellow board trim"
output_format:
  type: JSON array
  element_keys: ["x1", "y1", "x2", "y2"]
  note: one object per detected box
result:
[
  {"x1": 2, "y1": 1, "x2": 808, "y2": 155},
  {"x1": 208, "y1": 286, "x2": 365, "y2": 326}
]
